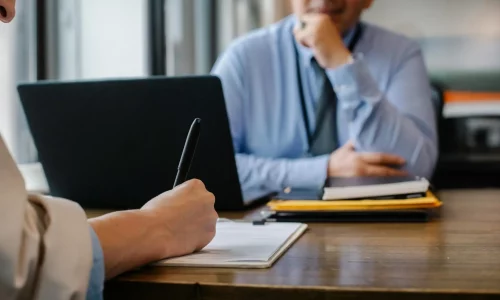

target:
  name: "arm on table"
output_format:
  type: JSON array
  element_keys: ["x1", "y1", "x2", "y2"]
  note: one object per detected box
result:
[
  {"x1": 212, "y1": 48, "x2": 329, "y2": 191},
  {"x1": 89, "y1": 179, "x2": 218, "y2": 280},
  {"x1": 88, "y1": 209, "x2": 165, "y2": 280},
  {"x1": 328, "y1": 45, "x2": 438, "y2": 178}
]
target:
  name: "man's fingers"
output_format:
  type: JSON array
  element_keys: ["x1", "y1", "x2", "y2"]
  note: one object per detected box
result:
[
  {"x1": 294, "y1": 13, "x2": 334, "y2": 48},
  {"x1": 359, "y1": 152, "x2": 406, "y2": 165},
  {"x1": 295, "y1": 14, "x2": 324, "y2": 33},
  {"x1": 299, "y1": 13, "x2": 325, "y2": 24},
  {"x1": 362, "y1": 165, "x2": 408, "y2": 177},
  {"x1": 293, "y1": 26, "x2": 306, "y2": 39},
  {"x1": 343, "y1": 140, "x2": 355, "y2": 150},
  {"x1": 293, "y1": 27, "x2": 312, "y2": 48}
]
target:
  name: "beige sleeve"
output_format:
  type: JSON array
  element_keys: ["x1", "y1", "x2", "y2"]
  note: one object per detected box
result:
[{"x1": 0, "y1": 136, "x2": 93, "y2": 300}]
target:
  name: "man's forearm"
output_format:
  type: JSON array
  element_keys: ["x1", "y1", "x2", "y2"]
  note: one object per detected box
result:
[
  {"x1": 88, "y1": 210, "x2": 167, "y2": 279},
  {"x1": 236, "y1": 153, "x2": 330, "y2": 191},
  {"x1": 327, "y1": 57, "x2": 438, "y2": 178},
  {"x1": 352, "y1": 99, "x2": 437, "y2": 177}
]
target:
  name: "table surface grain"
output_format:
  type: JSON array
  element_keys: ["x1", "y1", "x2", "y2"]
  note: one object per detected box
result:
[{"x1": 91, "y1": 189, "x2": 500, "y2": 299}]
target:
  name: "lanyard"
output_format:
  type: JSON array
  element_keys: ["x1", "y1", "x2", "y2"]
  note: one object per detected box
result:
[{"x1": 293, "y1": 23, "x2": 365, "y2": 148}]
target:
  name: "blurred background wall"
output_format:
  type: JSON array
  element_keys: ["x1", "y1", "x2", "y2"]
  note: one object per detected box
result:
[{"x1": 2, "y1": 0, "x2": 500, "y2": 188}]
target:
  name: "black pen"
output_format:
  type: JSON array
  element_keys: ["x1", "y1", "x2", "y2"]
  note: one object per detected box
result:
[{"x1": 173, "y1": 118, "x2": 201, "y2": 188}]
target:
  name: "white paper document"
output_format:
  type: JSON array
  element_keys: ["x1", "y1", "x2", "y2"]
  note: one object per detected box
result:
[{"x1": 155, "y1": 221, "x2": 308, "y2": 269}]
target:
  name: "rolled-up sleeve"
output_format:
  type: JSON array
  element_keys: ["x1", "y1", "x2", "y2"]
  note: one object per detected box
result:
[{"x1": 326, "y1": 47, "x2": 438, "y2": 178}]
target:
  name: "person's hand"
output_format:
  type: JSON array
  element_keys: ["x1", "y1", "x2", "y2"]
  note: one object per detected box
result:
[
  {"x1": 293, "y1": 13, "x2": 351, "y2": 69},
  {"x1": 328, "y1": 141, "x2": 408, "y2": 177},
  {"x1": 141, "y1": 179, "x2": 218, "y2": 258}
]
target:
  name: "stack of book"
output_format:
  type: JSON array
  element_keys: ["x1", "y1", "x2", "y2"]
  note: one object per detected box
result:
[{"x1": 265, "y1": 176, "x2": 442, "y2": 222}]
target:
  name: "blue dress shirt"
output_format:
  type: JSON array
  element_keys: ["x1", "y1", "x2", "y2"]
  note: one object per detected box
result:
[
  {"x1": 211, "y1": 15, "x2": 437, "y2": 192},
  {"x1": 87, "y1": 226, "x2": 105, "y2": 300}
]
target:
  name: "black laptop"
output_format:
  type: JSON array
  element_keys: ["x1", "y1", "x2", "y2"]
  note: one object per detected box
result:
[{"x1": 18, "y1": 76, "x2": 269, "y2": 211}]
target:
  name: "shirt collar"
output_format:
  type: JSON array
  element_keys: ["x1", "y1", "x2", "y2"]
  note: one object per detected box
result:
[{"x1": 293, "y1": 16, "x2": 358, "y2": 68}]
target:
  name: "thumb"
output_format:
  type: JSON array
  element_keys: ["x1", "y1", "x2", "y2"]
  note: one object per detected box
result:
[{"x1": 342, "y1": 140, "x2": 356, "y2": 151}]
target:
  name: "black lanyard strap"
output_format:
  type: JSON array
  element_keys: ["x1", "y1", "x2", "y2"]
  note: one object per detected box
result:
[{"x1": 294, "y1": 23, "x2": 365, "y2": 149}]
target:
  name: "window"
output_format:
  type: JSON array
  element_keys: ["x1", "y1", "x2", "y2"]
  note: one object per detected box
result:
[
  {"x1": 54, "y1": 0, "x2": 149, "y2": 80},
  {"x1": 363, "y1": 0, "x2": 500, "y2": 78},
  {"x1": 165, "y1": 0, "x2": 290, "y2": 75},
  {"x1": 1, "y1": 0, "x2": 289, "y2": 162},
  {"x1": 0, "y1": 0, "x2": 37, "y2": 163}
]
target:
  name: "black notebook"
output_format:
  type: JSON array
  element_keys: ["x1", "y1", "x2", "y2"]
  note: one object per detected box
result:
[
  {"x1": 267, "y1": 209, "x2": 435, "y2": 223},
  {"x1": 322, "y1": 176, "x2": 429, "y2": 200}
]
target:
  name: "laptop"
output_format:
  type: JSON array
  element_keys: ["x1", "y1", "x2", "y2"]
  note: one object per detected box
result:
[{"x1": 18, "y1": 76, "x2": 269, "y2": 211}]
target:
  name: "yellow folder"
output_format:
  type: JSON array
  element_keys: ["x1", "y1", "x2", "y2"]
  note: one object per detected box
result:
[{"x1": 267, "y1": 191, "x2": 442, "y2": 212}]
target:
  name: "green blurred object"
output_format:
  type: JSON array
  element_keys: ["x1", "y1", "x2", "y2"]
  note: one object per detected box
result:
[{"x1": 431, "y1": 70, "x2": 500, "y2": 91}]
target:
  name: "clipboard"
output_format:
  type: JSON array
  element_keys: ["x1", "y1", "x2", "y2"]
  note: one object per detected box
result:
[
  {"x1": 263, "y1": 209, "x2": 440, "y2": 223},
  {"x1": 265, "y1": 191, "x2": 442, "y2": 223}
]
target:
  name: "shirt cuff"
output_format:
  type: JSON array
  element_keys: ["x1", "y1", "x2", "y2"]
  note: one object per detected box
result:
[
  {"x1": 326, "y1": 56, "x2": 382, "y2": 117},
  {"x1": 86, "y1": 226, "x2": 105, "y2": 300},
  {"x1": 285, "y1": 155, "x2": 330, "y2": 189}
]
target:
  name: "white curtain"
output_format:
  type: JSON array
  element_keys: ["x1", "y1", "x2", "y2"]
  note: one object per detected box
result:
[
  {"x1": 216, "y1": 0, "x2": 291, "y2": 55},
  {"x1": 166, "y1": 0, "x2": 291, "y2": 76},
  {"x1": 0, "y1": 0, "x2": 37, "y2": 163}
]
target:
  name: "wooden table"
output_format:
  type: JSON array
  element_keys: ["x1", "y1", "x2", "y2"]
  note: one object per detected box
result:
[{"x1": 95, "y1": 189, "x2": 500, "y2": 300}]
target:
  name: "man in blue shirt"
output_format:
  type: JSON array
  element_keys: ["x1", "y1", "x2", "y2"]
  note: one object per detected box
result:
[{"x1": 212, "y1": 0, "x2": 437, "y2": 193}]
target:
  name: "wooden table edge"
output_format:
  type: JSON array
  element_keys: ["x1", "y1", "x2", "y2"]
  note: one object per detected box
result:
[{"x1": 112, "y1": 278, "x2": 500, "y2": 296}]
